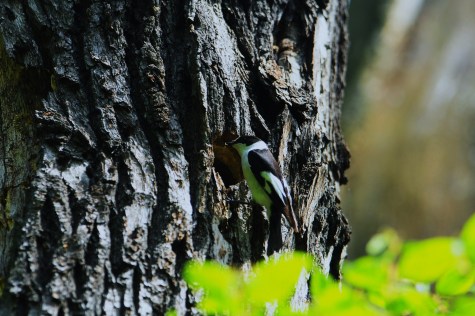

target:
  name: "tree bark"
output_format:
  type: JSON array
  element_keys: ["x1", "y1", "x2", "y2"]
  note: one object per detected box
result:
[{"x1": 0, "y1": 0, "x2": 350, "y2": 314}]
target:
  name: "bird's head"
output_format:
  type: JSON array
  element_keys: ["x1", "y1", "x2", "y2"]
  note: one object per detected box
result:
[{"x1": 226, "y1": 135, "x2": 265, "y2": 155}]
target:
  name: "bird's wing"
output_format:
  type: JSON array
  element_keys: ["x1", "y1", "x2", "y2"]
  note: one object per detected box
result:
[
  {"x1": 248, "y1": 149, "x2": 299, "y2": 232},
  {"x1": 248, "y1": 149, "x2": 285, "y2": 202}
]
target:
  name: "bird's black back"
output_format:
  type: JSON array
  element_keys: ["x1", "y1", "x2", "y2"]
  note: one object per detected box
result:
[{"x1": 248, "y1": 149, "x2": 285, "y2": 208}]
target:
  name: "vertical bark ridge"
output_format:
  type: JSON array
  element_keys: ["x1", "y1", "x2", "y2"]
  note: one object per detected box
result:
[{"x1": 121, "y1": 1, "x2": 196, "y2": 313}]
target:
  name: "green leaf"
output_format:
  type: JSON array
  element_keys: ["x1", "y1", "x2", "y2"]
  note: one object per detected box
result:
[
  {"x1": 398, "y1": 237, "x2": 461, "y2": 283},
  {"x1": 461, "y1": 213, "x2": 475, "y2": 263},
  {"x1": 385, "y1": 288, "x2": 438, "y2": 316},
  {"x1": 343, "y1": 256, "x2": 390, "y2": 291},
  {"x1": 165, "y1": 310, "x2": 177, "y2": 316},
  {"x1": 450, "y1": 297, "x2": 475, "y2": 316},
  {"x1": 246, "y1": 252, "x2": 312, "y2": 305},
  {"x1": 183, "y1": 261, "x2": 242, "y2": 314},
  {"x1": 366, "y1": 228, "x2": 402, "y2": 258},
  {"x1": 310, "y1": 268, "x2": 335, "y2": 293},
  {"x1": 311, "y1": 269, "x2": 384, "y2": 315},
  {"x1": 436, "y1": 265, "x2": 475, "y2": 296},
  {"x1": 312, "y1": 282, "x2": 384, "y2": 316}
]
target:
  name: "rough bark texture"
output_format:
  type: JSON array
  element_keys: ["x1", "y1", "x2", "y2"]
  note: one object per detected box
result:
[{"x1": 0, "y1": 0, "x2": 350, "y2": 314}]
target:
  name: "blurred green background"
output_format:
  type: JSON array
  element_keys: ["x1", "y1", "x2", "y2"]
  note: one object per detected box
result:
[{"x1": 342, "y1": 0, "x2": 475, "y2": 258}]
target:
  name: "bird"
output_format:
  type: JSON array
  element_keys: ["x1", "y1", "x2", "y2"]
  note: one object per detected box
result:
[{"x1": 226, "y1": 135, "x2": 299, "y2": 254}]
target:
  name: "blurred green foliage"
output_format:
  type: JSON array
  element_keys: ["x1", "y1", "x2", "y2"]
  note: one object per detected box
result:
[
  {"x1": 342, "y1": 0, "x2": 475, "y2": 258},
  {"x1": 171, "y1": 213, "x2": 475, "y2": 315}
]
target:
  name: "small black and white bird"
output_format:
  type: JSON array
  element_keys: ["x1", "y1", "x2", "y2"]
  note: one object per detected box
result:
[{"x1": 227, "y1": 135, "x2": 299, "y2": 254}]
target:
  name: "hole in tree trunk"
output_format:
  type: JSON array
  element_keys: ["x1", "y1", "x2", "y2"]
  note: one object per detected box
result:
[{"x1": 212, "y1": 132, "x2": 244, "y2": 187}]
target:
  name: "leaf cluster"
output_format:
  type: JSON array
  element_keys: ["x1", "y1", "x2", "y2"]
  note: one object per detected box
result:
[{"x1": 171, "y1": 214, "x2": 475, "y2": 315}]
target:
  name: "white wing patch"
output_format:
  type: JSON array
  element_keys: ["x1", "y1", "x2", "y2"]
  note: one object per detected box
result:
[{"x1": 261, "y1": 171, "x2": 286, "y2": 203}]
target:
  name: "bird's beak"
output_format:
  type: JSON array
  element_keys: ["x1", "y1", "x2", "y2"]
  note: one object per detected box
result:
[{"x1": 225, "y1": 138, "x2": 238, "y2": 146}]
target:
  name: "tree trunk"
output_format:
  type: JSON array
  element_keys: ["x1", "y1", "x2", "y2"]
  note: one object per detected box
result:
[{"x1": 0, "y1": 0, "x2": 350, "y2": 314}]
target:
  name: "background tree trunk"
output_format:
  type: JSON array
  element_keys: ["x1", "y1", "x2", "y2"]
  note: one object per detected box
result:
[{"x1": 0, "y1": 0, "x2": 350, "y2": 314}]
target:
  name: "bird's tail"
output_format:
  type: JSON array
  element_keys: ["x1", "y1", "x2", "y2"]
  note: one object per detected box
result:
[
  {"x1": 283, "y1": 181, "x2": 299, "y2": 233},
  {"x1": 283, "y1": 203, "x2": 299, "y2": 233},
  {"x1": 267, "y1": 208, "x2": 283, "y2": 255}
]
